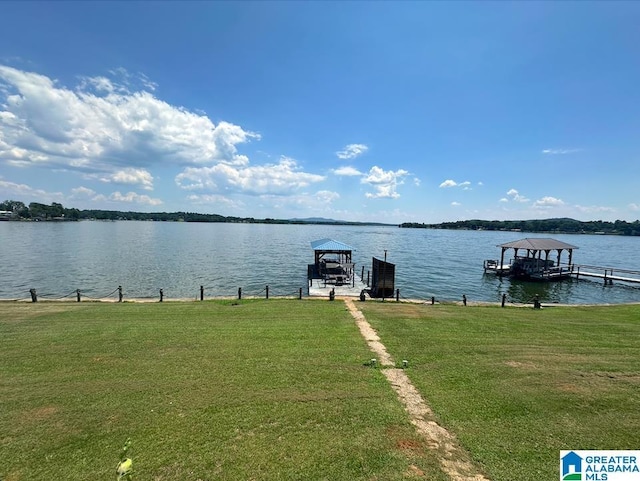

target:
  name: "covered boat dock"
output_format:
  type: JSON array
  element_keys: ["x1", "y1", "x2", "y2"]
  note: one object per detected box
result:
[
  {"x1": 308, "y1": 239, "x2": 368, "y2": 297},
  {"x1": 488, "y1": 238, "x2": 578, "y2": 281}
]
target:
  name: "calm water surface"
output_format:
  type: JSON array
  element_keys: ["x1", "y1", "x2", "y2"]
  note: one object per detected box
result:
[{"x1": 1, "y1": 221, "x2": 639, "y2": 304}]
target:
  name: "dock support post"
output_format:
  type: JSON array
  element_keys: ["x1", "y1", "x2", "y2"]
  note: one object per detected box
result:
[
  {"x1": 159, "y1": 289, "x2": 164, "y2": 302},
  {"x1": 118, "y1": 286, "x2": 123, "y2": 302},
  {"x1": 462, "y1": 294, "x2": 467, "y2": 306},
  {"x1": 266, "y1": 285, "x2": 269, "y2": 299},
  {"x1": 29, "y1": 288, "x2": 37, "y2": 303},
  {"x1": 200, "y1": 285, "x2": 204, "y2": 301},
  {"x1": 501, "y1": 293, "x2": 506, "y2": 308},
  {"x1": 77, "y1": 289, "x2": 81, "y2": 302},
  {"x1": 361, "y1": 266, "x2": 364, "y2": 281},
  {"x1": 367, "y1": 271, "x2": 370, "y2": 287},
  {"x1": 238, "y1": 287, "x2": 242, "y2": 300}
]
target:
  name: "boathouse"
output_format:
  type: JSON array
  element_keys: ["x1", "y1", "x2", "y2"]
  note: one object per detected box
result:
[
  {"x1": 308, "y1": 239, "x2": 355, "y2": 286},
  {"x1": 494, "y1": 238, "x2": 578, "y2": 281}
]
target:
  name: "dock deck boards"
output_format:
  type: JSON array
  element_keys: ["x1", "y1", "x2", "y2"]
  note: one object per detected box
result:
[{"x1": 308, "y1": 275, "x2": 369, "y2": 298}]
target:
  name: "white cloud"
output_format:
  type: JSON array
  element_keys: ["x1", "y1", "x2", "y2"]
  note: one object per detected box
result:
[
  {"x1": 542, "y1": 148, "x2": 582, "y2": 155},
  {"x1": 361, "y1": 166, "x2": 409, "y2": 199},
  {"x1": 439, "y1": 179, "x2": 457, "y2": 188},
  {"x1": 186, "y1": 194, "x2": 240, "y2": 208},
  {"x1": 499, "y1": 198, "x2": 508, "y2": 203},
  {"x1": 97, "y1": 168, "x2": 154, "y2": 190},
  {"x1": 336, "y1": 143, "x2": 368, "y2": 160},
  {"x1": 533, "y1": 196, "x2": 565, "y2": 208},
  {"x1": 451, "y1": 201, "x2": 461, "y2": 207},
  {"x1": 70, "y1": 186, "x2": 97, "y2": 199},
  {"x1": 0, "y1": 178, "x2": 63, "y2": 202},
  {"x1": 439, "y1": 179, "x2": 471, "y2": 189},
  {"x1": 315, "y1": 190, "x2": 340, "y2": 203},
  {"x1": 629, "y1": 203, "x2": 640, "y2": 212},
  {"x1": 575, "y1": 204, "x2": 615, "y2": 214},
  {"x1": 0, "y1": 65, "x2": 259, "y2": 177},
  {"x1": 175, "y1": 156, "x2": 325, "y2": 196},
  {"x1": 109, "y1": 191, "x2": 163, "y2": 206},
  {"x1": 505, "y1": 188, "x2": 529, "y2": 203},
  {"x1": 332, "y1": 166, "x2": 363, "y2": 177}
]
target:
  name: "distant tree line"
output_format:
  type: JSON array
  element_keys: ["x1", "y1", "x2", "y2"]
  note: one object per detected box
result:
[
  {"x1": 400, "y1": 218, "x2": 640, "y2": 236},
  {"x1": 0, "y1": 199, "x2": 389, "y2": 226}
]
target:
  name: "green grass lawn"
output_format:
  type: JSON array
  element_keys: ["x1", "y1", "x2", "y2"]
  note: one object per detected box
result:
[
  {"x1": 359, "y1": 302, "x2": 640, "y2": 481},
  {"x1": 2, "y1": 300, "x2": 639, "y2": 481},
  {"x1": 0, "y1": 300, "x2": 447, "y2": 481}
]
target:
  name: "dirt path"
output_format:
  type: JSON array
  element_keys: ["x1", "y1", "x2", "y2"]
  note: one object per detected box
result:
[{"x1": 344, "y1": 299, "x2": 491, "y2": 481}]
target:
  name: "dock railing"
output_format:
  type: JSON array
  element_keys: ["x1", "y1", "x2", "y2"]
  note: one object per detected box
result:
[{"x1": 572, "y1": 264, "x2": 640, "y2": 285}]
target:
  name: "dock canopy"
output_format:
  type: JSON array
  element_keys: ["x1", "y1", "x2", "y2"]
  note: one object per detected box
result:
[
  {"x1": 498, "y1": 238, "x2": 578, "y2": 251},
  {"x1": 310, "y1": 238, "x2": 354, "y2": 265},
  {"x1": 498, "y1": 237, "x2": 578, "y2": 274}
]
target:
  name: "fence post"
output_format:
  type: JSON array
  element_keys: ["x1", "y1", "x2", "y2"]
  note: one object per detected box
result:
[
  {"x1": 533, "y1": 294, "x2": 541, "y2": 309},
  {"x1": 29, "y1": 288, "x2": 37, "y2": 303},
  {"x1": 299, "y1": 287, "x2": 302, "y2": 300},
  {"x1": 118, "y1": 286, "x2": 123, "y2": 302},
  {"x1": 238, "y1": 287, "x2": 242, "y2": 300},
  {"x1": 367, "y1": 271, "x2": 370, "y2": 287},
  {"x1": 329, "y1": 288, "x2": 335, "y2": 301},
  {"x1": 501, "y1": 293, "x2": 506, "y2": 307},
  {"x1": 462, "y1": 294, "x2": 467, "y2": 306},
  {"x1": 159, "y1": 289, "x2": 164, "y2": 302},
  {"x1": 266, "y1": 285, "x2": 269, "y2": 299},
  {"x1": 396, "y1": 289, "x2": 400, "y2": 302},
  {"x1": 77, "y1": 289, "x2": 81, "y2": 302},
  {"x1": 200, "y1": 285, "x2": 204, "y2": 301}
]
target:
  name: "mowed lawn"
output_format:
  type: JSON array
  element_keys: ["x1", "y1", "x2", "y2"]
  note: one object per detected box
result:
[
  {"x1": 0, "y1": 300, "x2": 447, "y2": 481},
  {"x1": 359, "y1": 302, "x2": 640, "y2": 481}
]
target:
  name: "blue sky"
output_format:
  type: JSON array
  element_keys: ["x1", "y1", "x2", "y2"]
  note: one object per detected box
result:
[{"x1": 1, "y1": 1, "x2": 639, "y2": 223}]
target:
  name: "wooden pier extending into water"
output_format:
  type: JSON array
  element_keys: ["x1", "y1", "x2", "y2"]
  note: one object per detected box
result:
[{"x1": 572, "y1": 265, "x2": 640, "y2": 285}]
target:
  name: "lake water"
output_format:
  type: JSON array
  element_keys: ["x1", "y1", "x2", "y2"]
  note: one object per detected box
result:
[{"x1": 1, "y1": 221, "x2": 639, "y2": 304}]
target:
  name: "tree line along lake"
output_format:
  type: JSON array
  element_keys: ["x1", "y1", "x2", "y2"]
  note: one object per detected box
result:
[{"x1": 1, "y1": 221, "x2": 639, "y2": 305}]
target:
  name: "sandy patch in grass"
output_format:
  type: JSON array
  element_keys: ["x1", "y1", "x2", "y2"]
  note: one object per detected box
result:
[{"x1": 344, "y1": 299, "x2": 490, "y2": 481}]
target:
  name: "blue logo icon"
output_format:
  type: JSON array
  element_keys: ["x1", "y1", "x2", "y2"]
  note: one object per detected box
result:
[{"x1": 561, "y1": 451, "x2": 583, "y2": 480}]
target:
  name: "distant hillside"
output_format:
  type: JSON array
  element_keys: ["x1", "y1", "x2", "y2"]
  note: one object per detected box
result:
[
  {"x1": 0, "y1": 199, "x2": 395, "y2": 226},
  {"x1": 400, "y1": 218, "x2": 640, "y2": 236}
]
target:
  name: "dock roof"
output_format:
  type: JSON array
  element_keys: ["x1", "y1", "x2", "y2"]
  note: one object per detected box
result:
[
  {"x1": 310, "y1": 238, "x2": 355, "y2": 252},
  {"x1": 498, "y1": 238, "x2": 578, "y2": 251}
]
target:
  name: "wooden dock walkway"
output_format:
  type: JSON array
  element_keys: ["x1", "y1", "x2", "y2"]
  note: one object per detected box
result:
[
  {"x1": 308, "y1": 274, "x2": 370, "y2": 298},
  {"x1": 572, "y1": 265, "x2": 640, "y2": 285}
]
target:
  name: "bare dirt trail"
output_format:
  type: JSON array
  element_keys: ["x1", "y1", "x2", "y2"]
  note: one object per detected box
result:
[{"x1": 344, "y1": 298, "x2": 491, "y2": 481}]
